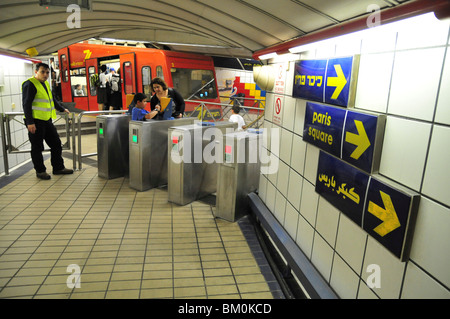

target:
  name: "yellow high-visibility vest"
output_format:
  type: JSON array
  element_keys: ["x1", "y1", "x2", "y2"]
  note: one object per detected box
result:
[{"x1": 24, "y1": 77, "x2": 56, "y2": 121}]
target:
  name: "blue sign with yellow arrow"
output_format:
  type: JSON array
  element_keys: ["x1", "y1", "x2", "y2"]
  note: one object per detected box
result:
[
  {"x1": 303, "y1": 102, "x2": 385, "y2": 174},
  {"x1": 316, "y1": 151, "x2": 420, "y2": 261},
  {"x1": 343, "y1": 110, "x2": 380, "y2": 173},
  {"x1": 293, "y1": 56, "x2": 358, "y2": 107}
]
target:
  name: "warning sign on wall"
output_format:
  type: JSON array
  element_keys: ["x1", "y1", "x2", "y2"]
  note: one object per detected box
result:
[{"x1": 273, "y1": 95, "x2": 283, "y2": 125}]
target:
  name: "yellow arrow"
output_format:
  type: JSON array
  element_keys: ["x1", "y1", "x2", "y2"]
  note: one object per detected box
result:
[
  {"x1": 326, "y1": 64, "x2": 347, "y2": 99},
  {"x1": 368, "y1": 191, "x2": 401, "y2": 237},
  {"x1": 345, "y1": 120, "x2": 370, "y2": 160}
]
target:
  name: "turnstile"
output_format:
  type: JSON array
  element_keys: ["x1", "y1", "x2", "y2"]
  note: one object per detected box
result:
[
  {"x1": 215, "y1": 129, "x2": 263, "y2": 222},
  {"x1": 129, "y1": 118, "x2": 195, "y2": 191},
  {"x1": 97, "y1": 114, "x2": 131, "y2": 179},
  {"x1": 168, "y1": 121, "x2": 238, "y2": 206}
]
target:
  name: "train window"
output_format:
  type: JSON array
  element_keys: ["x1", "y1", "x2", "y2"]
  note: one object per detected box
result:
[
  {"x1": 171, "y1": 69, "x2": 218, "y2": 100},
  {"x1": 156, "y1": 66, "x2": 164, "y2": 80},
  {"x1": 88, "y1": 66, "x2": 97, "y2": 96},
  {"x1": 70, "y1": 68, "x2": 87, "y2": 97},
  {"x1": 142, "y1": 66, "x2": 152, "y2": 98},
  {"x1": 123, "y1": 61, "x2": 133, "y2": 94}
]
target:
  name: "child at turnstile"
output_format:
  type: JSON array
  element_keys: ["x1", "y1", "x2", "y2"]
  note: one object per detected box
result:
[
  {"x1": 131, "y1": 93, "x2": 160, "y2": 121},
  {"x1": 229, "y1": 105, "x2": 246, "y2": 131}
]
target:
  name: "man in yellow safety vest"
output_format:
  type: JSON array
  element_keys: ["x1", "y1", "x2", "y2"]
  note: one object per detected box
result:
[{"x1": 22, "y1": 62, "x2": 73, "y2": 180}]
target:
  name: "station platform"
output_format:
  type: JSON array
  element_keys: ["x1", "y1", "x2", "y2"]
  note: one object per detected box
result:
[{"x1": 0, "y1": 134, "x2": 284, "y2": 299}]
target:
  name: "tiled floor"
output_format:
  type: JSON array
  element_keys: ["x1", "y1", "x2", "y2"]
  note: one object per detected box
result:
[{"x1": 0, "y1": 140, "x2": 283, "y2": 299}]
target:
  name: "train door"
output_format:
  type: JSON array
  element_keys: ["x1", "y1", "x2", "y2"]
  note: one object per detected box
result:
[
  {"x1": 59, "y1": 47, "x2": 71, "y2": 103},
  {"x1": 85, "y1": 58, "x2": 98, "y2": 111},
  {"x1": 120, "y1": 53, "x2": 136, "y2": 108}
]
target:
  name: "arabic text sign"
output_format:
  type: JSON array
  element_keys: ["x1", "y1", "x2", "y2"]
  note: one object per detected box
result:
[
  {"x1": 303, "y1": 102, "x2": 384, "y2": 174},
  {"x1": 316, "y1": 151, "x2": 419, "y2": 261},
  {"x1": 293, "y1": 56, "x2": 358, "y2": 107},
  {"x1": 316, "y1": 151, "x2": 369, "y2": 225}
]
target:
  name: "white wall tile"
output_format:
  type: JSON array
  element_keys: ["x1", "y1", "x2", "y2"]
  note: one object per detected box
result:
[
  {"x1": 11, "y1": 94, "x2": 21, "y2": 113},
  {"x1": 395, "y1": 13, "x2": 450, "y2": 50},
  {"x1": 315, "y1": 197, "x2": 340, "y2": 247},
  {"x1": 360, "y1": 25, "x2": 397, "y2": 54},
  {"x1": 409, "y1": 197, "x2": 450, "y2": 288},
  {"x1": 422, "y1": 125, "x2": 450, "y2": 206},
  {"x1": 300, "y1": 180, "x2": 319, "y2": 226},
  {"x1": 265, "y1": 180, "x2": 277, "y2": 213},
  {"x1": 435, "y1": 49, "x2": 450, "y2": 125},
  {"x1": 401, "y1": 262, "x2": 450, "y2": 299},
  {"x1": 315, "y1": 41, "x2": 336, "y2": 59},
  {"x1": 388, "y1": 48, "x2": 445, "y2": 121},
  {"x1": 335, "y1": 34, "x2": 362, "y2": 57},
  {"x1": 290, "y1": 134, "x2": 306, "y2": 175},
  {"x1": 330, "y1": 253, "x2": 359, "y2": 299},
  {"x1": 279, "y1": 128, "x2": 293, "y2": 165},
  {"x1": 2, "y1": 95, "x2": 12, "y2": 113},
  {"x1": 265, "y1": 93, "x2": 274, "y2": 122},
  {"x1": 282, "y1": 96, "x2": 295, "y2": 131},
  {"x1": 311, "y1": 233, "x2": 334, "y2": 282},
  {"x1": 379, "y1": 116, "x2": 431, "y2": 191},
  {"x1": 284, "y1": 202, "x2": 299, "y2": 240},
  {"x1": 266, "y1": 152, "x2": 278, "y2": 187},
  {"x1": 335, "y1": 214, "x2": 367, "y2": 274},
  {"x1": 274, "y1": 190, "x2": 286, "y2": 224},
  {"x1": 355, "y1": 52, "x2": 394, "y2": 113},
  {"x1": 303, "y1": 144, "x2": 320, "y2": 185},
  {"x1": 258, "y1": 175, "x2": 268, "y2": 203},
  {"x1": 10, "y1": 76, "x2": 20, "y2": 95},
  {"x1": 262, "y1": 120, "x2": 272, "y2": 150},
  {"x1": 287, "y1": 168, "x2": 303, "y2": 211},
  {"x1": 0, "y1": 156, "x2": 4, "y2": 174},
  {"x1": 293, "y1": 98, "x2": 306, "y2": 136},
  {"x1": 362, "y1": 237, "x2": 406, "y2": 299},
  {"x1": 284, "y1": 61, "x2": 295, "y2": 97},
  {"x1": 295, "y1": 214, "x2": 315, "y2": 259},
  {"x1": 276, "y1": 159, "x2": 289, "y2": 197},
  {"x1": 357, "y1": 280, "x2": 379, "y2": 299}
]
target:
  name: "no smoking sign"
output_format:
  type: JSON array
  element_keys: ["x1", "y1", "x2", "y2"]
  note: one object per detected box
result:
[{"x1": 273, "y1": 95, "x2": 283, "y2": 125}]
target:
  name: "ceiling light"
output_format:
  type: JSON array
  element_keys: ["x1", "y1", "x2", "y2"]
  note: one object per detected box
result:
[{"x1": 258, "y1": 52, "x2": 277, "y2": 60}]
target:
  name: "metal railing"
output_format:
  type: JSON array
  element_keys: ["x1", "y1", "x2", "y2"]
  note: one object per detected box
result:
[
  {"x1": 185, "y1": 96, "x2": 265, "y2": 128},
  {"x1": 0, "y1": 112, "x2": 71, "y2": 176}
]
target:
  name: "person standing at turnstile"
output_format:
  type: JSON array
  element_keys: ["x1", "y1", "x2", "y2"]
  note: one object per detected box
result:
[
  {"x1": 131, "y1": 93, "x2": 160, "y2": 121},
  {"x1": 150, "y1": 77, "x2": 185, "y2": 119}
]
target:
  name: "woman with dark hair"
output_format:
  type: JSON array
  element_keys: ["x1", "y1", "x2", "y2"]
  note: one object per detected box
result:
[{"x1": 150, "y1": 77, "x2": 185, "y2": 118}]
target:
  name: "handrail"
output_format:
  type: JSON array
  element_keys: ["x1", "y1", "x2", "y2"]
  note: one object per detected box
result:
[
  {"x1": 0, "y1": 111, "x2": 71, "y2": 176},
  {"x1": 184, "y1": 98, "x2": 265, "y2": 127}
]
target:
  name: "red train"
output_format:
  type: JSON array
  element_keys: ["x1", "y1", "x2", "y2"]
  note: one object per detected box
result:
[{"x1": 57, "y1": 42, "x2": 221, "y2": 114}]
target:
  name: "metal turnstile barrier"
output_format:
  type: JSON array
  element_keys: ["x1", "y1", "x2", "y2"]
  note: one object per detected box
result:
[
  {"x1": 215, "y1": 129, "x2": 263, "y2": 222},
  {"x1": 168, "y1": 121, "x2": 238, "y2": 206},
  {"x1": 129, "y1": 118, "x2": 195, "y2": 191},
  {"x1": 97, "y1": 114, "x2": 131, "y2": 179}
]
